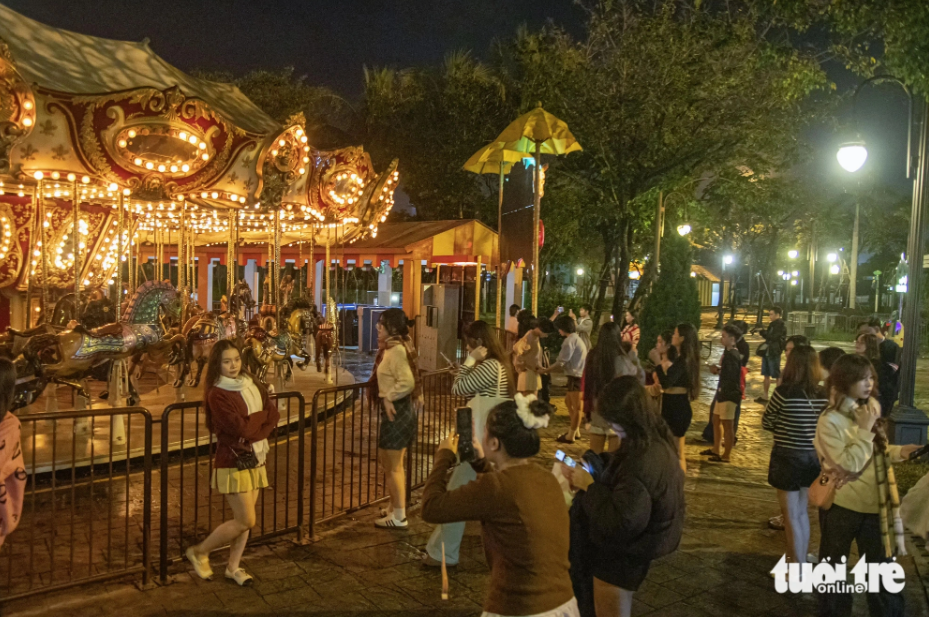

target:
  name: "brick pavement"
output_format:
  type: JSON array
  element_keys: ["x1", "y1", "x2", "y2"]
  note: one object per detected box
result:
[{"x1": 4, "y1": 348, "x2": 929, "y2": 617}]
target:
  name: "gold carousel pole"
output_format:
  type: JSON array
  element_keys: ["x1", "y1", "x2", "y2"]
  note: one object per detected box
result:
[
  {"x1": 38, "y1": 180, "x2": 50, "y2": 321},
  {"x1": 26, "y1": 187, "x2": 38, "y2": 328},
  {"x1": 274, "y1": 209, "x2": 282, "y2": 312},
  {"x1": 116, "y1": 191, "x2": 124, "y2": 320},
  {"x1": 72, "y1": 176, "x2": 80, "y2": 295},
  {"x1": 308, "y1": 231, "x2": 315, "y2": 301},
  {"x1": 178, "y1": 201, "x2": 186, "y2": 316},
  {"x1": 228, "y1": 211, "x2": 235, "y2": 303}
]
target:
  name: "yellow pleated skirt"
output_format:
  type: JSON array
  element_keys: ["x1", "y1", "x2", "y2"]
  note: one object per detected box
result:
[{"x1": 211, "y1": 466, "x2": 269, "y2": 494}]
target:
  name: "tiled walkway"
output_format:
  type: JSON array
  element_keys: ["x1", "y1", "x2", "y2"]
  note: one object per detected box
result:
[{"x1": 4, "y1": 342, "x2": 929, "y2": 616}]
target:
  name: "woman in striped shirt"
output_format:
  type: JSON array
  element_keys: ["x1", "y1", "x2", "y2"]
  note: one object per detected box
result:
[
  {"x1": 425, "y1": 320, "x2": 515, "y2": 567},
  {"x1": 761, "y1": 344, "x2": 827, "y2": 567}
]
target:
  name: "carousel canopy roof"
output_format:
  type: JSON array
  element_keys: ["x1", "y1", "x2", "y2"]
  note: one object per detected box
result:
[{"x1": 0, "y1": 3, "x2": 278, "y2": 135}]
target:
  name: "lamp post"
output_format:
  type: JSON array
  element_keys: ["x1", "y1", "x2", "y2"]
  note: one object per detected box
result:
[
  {"x1": 837, "y1": 76, "x2": 929, "y2": 442},
  {"x1": 716, "y1": 254, "x2": 733, "y2": 329}
]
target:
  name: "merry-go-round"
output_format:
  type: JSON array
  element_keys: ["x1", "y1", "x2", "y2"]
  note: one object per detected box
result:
[{"x1": 0, "y1": 5, "x2": 398, "y2": 464}]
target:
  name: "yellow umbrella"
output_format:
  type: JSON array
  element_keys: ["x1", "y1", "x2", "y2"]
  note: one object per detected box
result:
[
  {"x1": 488, "y1": 103, "x2": 582, "y2": 314},
  {"x1": 463, "y1": 145, "x2": 527, "y2": 328}
]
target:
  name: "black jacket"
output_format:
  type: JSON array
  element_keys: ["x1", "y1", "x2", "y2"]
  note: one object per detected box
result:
[
  {"x1": 580, "y1": 439, "x2": 685, "y2": 563},
  {"x1": 760, "y1": 318, "x2": 787, "y2": 357}
]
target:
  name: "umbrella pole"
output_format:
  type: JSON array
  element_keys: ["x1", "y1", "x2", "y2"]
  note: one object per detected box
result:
[
  {"x1": 496, "y1": 161, "x2": 503, "y2": 331},
  {"x1": 532, "y1": 141, "x2": 541, "y2": 315}
]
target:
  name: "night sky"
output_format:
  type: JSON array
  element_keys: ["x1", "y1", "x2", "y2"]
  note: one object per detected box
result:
[{"x1": 3, "y1": 0, "x2": 913, "y2": 197}]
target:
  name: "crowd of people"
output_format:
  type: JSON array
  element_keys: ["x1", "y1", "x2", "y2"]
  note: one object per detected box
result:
[{"x1": 167, "y1": 301, "x2": 921, "y2": 617}]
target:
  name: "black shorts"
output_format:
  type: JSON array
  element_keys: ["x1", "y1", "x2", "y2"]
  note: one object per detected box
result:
[
  {"x1": 661, "y1": 393, "x2": 692, "y2": 438},
  {"x1": 767, "y1": 446, "x2": 820, "y2": 491},
  {"x1": 567, "y1": 376, "x2": 582, "y2": 392}
]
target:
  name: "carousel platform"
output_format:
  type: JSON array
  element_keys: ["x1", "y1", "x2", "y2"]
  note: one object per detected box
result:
[{"x1": 15, "y1": 360, "x2": 357, "y2": 474}]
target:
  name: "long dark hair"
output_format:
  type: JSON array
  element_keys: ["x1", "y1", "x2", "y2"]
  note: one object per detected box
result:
[
  {"x1": 856, "y1": 332, "x2": 881, "y2": 365},
  {"x1": 598, "y1": 376, "x2": 677, "y2": 459},
  {"x1": 659, "y1": 329, "x2": 677, "y2": 362},
  {"x1": 781, "y1": 345, "x2": 825, "y2": 398},
  {"x1": 675, "y1": 323, "x2": 701, "y2": 400},
  {"x1": 0, "y1": 358, "x2": 16, "y2": 416},
  {"x1": 486, "y1": 398, "x2": 554, "y2": 458},
  {"x1": 203, "y1": 340, "x2": 266, "y2": 433},
  {"x1": 587, "y1": 322, "x2": 624, "y2": 400},
  {"x1": 379, "y1": 308, "x2": 413, "y2": 337},
  {"x1": 464, "y1": 320, "x2": 516, "y2": 397}
]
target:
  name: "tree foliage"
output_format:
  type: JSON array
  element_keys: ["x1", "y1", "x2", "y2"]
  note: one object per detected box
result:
[{"x1": 638, "y1": 231, "x2": 702, "y2": 358}]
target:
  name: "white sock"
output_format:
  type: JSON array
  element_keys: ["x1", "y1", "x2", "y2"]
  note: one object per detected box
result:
[{"x1": 394, "y1": 508, "x2": 406, "y2": 521}]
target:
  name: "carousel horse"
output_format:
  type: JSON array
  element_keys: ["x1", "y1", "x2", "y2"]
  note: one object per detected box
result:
[
  {"x1": 21, "y1": 280, "x2": 184, "y2": 405},
  {"x1": 0, "y1": 293, "x2": 114, "y2": 359},
  {"x1": 174, "y1": 310, "x2": 238, "y2": 387},
  {"x1": 313, "y1": 297, "x2": 338, "y2": 374},
  {"x1": 241, "y1": 320, "x2": 310, "y2": 384},
  {"x1": 232, "y1": 279, "x2": 255, "y2": 320}
]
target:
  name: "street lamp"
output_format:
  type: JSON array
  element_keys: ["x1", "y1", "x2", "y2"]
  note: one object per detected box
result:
[
  {"x1": 827, "y1": 253, "x2": 837, "y2": 263},
  {"x1": 788, "y1": 250, "x2": 799, "y2": 259},
  {"x1": 717, "y1": 254, "x2": 735, "y2": 328},
  {"x1": 837, "y1": 142, "x2": 869, "y2": 173},
  {"x1": 576, "y1": 267, "x2": 584, "y2": 276},
  {"x1": 677, "y1": 223, "x2": 692, "y2": 236},
  {"x1": 830, "y1": 264, "x2": 840, "y2": 275},
  {"x1": 837, "y1": 75, "x2": 928, "y2": 440}
]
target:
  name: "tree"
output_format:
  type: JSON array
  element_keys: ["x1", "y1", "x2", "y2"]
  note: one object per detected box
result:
[
  {"x1": 504, "y1": 0, "x2": 829, "y2": 320},
  {"x1": 363, "y1": 52, "x2": 514, "y2": 221},
  {"x1": 638, "y1": 232, "x2": 702, "y2": 359}
]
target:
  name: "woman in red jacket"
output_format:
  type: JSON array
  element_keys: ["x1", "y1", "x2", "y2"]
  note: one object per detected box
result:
[{"x1": 185, "y1": 340, "x2": 279, "y2": 586}]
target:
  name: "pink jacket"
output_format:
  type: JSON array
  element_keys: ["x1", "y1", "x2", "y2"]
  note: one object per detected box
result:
[{"x1": 0, "y1": 412, "x2": 25, "y2": 549}]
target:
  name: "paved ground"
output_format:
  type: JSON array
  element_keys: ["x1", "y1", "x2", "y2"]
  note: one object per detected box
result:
[{"x1": 3, "y1": 338, "x2": 929, "y2": 616}]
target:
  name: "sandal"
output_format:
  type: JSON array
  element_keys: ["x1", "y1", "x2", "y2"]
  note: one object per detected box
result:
[
  {"x1": 186, "y1": 546, "x2": 213, "y2": 581},
  {"x1": 225, "y1": 568, "x2": 254, "y2": 586},
  {"x1": 699, "y1": 449, "x2": 716, "y2": 456},
  {"x1": 556, "y1": 434, "x2": 575, "y2": 445},
  {"x1": 709, "y1": 454, "x2": 731, "y2": 463}
]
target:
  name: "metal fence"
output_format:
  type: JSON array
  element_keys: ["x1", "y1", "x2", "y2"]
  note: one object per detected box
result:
[
  {"x1": 1, "y1": 372, "x2": 460, "y2": 603},
  {"x1": 1, "y1": 407, "x2": 153, "y2": 602}
]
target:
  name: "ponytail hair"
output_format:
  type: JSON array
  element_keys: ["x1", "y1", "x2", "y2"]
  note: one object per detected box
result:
[{"x1": 486, "y1": 395, "x2": 554, "y2": 458}]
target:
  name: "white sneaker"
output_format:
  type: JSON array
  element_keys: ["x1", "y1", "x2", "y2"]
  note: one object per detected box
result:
[
  {"x1": 374, "y1": 514, "x2": 408, "y2": 529},
  {"x1": 225, "y1": 567, "x2": 254, "y2": 586},
  {"x1": 186, "y1": 546, "x2": 213, "y2": 580}
]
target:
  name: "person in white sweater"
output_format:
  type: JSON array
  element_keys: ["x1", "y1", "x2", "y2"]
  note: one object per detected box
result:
[
  {"x1": 370, "y1": 308, "x2": 422, "y2": 529},
  {"x1": 815, "y1": 354, "x2": 919, "y2": 617}
]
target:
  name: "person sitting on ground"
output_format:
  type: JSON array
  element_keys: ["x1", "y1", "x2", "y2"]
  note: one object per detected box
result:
[
  {"x1": 762, "y1": 345, "x2": 828, "y2": 569},
  {"x1": 542, "y1": 316, "x2": 588, "y2": 445},
  {"x1": 582, "y1": 323, "x2": 645, "y2": 454},
  {"x1": 564, "y1": 376, "x2": 685, "y2": 617},
  {"x1": 422, "y1": 396, "x2": 579, "y2": 617}
]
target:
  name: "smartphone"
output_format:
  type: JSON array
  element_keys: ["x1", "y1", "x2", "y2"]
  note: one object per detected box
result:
[
  {"x1": 555, "y1": 449, "x2": 566, "y2": 462},
  {"x1": 563, "y1": 456, "x2": 577, "y2": 468},
  {"x1": 557, "y1": 306, "x2": 564, "y2": 312},
  {"x1": 440, "y1": 352, "x2": 454, "y2": 367},
  {"x1": 909, "y1": 443, "x2": 929, "y2": 460},
  {"x1": 456, "y1": 407, "x2": 475, "y2": 462}
]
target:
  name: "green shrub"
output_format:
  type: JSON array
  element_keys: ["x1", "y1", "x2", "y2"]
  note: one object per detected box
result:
[{"x1": 638, "y1": 233, "x2": 702, "y2": 359}]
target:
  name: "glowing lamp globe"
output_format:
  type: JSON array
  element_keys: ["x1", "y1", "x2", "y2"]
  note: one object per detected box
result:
[
  {"x1": 677, "y1": 224, "x2": 692, "y2": 236},
  {"x1": 837, "y1": 142, "x2": 868, "y2": 173}
]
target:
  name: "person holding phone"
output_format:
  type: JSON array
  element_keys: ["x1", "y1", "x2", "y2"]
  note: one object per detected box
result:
[
  {"x1": 424, "y1": 320, "x2": 515, "y2": 567},
  {"x1": 186, "y1": 340, "x2": 279, "y2": 586},
  {"x1": 369, "y1": 308, "x2": 422, "y2": 530},
  {"x1": 815, "y1": 355, "x2": 920, "y2": 616},
  {"x1": 563, "y1": 376, "x2": 685, "y2": 617},
  {"x1": 513, "y1": 317, "x2": 554, "y2": 396},
  {"x1": 542, "y1": 316, "x2": 588, "y2": 445},
  {"x1": 422, "y1": 395, "x2": 579, "y2": 617}
]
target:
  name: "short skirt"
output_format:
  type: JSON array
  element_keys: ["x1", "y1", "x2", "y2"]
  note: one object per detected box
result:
[
  {"x1": 378, "y1": 394, "x2": 417, "y2": 450},
  {"x1": 660, "y1": 393, "x2": 692, "y2": 438},
  {"x1": 768, "y1": 446, "x2": 821, "y2": 492},
  {"x1": 588, "y1": 409, "x2": 617, "y2": 436},
  {"x1": 518, "y1": 369, "x2": 540, "y2": 392},
  {"x1": 212, "y1": 465, "x2": 269, "y2": 494}
]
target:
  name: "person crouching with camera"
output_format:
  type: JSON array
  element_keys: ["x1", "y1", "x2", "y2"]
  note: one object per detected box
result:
[
  {"x1": 422, "y1": 395, "x2": 579, "y2": 617},
  {"x1": 186, "y1": 340, "x2": 280, "y2": 586},
  {"x1": 563, "y1": 376, "x2": 685, "y2": 617}
]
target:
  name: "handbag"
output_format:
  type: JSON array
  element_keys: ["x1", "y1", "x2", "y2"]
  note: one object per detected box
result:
[
  {"x1": 808, "y1": 405, "x2": 868, "y2": 510},
  {"x1": 229, "y1": 445, "x2": 259, "y2": 471},
  {"x1": 754, "y1": 342, "x2": 768, "y2": 358}
]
